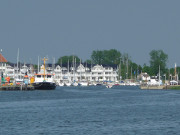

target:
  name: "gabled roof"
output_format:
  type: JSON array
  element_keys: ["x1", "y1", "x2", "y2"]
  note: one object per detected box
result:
[{"x1": 0, "y1": 54, "x2": 7, "y2": 62}]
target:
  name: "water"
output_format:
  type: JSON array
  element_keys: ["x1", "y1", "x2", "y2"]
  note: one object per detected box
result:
[{"x1": 0, "y1": 86, "x2": 180, "y2": 135}]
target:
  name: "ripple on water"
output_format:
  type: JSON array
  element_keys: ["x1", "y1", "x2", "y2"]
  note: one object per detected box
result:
[{"x1": 1, "y1": 88, "x2": 180, "y2": 135}]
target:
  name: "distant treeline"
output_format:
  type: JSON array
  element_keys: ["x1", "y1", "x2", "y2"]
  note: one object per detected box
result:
[{"x1": 56, "y1": 49, "x2": 179, "y2": 80}]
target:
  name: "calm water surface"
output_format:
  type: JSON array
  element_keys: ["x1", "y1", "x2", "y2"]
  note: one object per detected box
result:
[{"x1": 0, "y1": 86, "x2": 180, "y2": 135}]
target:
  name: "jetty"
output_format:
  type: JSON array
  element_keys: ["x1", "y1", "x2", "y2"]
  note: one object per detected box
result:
[
  {"x1": 0, "y1": 85, "x2": 34, "y2": 91},
  {"x1": 140, "y1": 84, "x2": 180, "y2": 90},
  {"x1": 140, "y1": 85, "x2": 165, "y2": 90}
]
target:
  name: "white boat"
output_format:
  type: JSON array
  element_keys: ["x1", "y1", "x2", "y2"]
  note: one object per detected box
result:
[
  {"x1": 106, "y1": 84, "x2": 113, "y2": 88},
  {"x1": 78, "y1": 81, "x2": 88, "y2": 86},
  {"x1": 58, "y1": 82, "x2": 64, "y2": 86},
  {"x1": 72, "y1": 82, "x2": 78, "y2": 86},
  {"x1": 64, "y1": 82, "x2": 71, "y2": 86},
  {"x1": 32, "y1": 57, "x2": 56, "y2": 90}
]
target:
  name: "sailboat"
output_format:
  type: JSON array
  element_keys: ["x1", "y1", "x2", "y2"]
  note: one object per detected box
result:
[{"x1": 32, "y1": 57, "x2": 56, "y2": 90}]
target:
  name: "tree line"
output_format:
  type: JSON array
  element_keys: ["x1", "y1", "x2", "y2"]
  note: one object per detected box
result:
[{"x1": 56, "y1": 49, "x2": 178, "y2": 80}]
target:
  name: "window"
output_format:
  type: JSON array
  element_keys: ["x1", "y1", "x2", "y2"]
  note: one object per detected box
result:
[{"x1": 47, "y1": 75, "x2": 51, "y2": 78}]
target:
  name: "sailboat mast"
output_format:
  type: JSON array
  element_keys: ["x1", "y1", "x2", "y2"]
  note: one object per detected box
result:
[
  {"x1": 53, "y1": 57, "x2": 55, "y2": 71},
  {"x1": 126, "y1": 58, "x2": 128, "y2": 79},
  {"x1": 74, "y1": 57, "x2": 76, "y2": 82},
  {"x1": 38, "y1": 56, "x2": 40, "y2": 73},
  {"x1": 159, "y1": 65, "x2": 160, "y2": 86},
  {"x1": 0, "y1": 49, "x2": 2, "y2": 83},
  {"x1": 68, "y1": 59, "x2": 69, "y2": 73},
  {"x1": 80, "y1": 59, "x2": 82, "y2": 81},
  {"x1": 61, "y1": 58, "x2": 62, "y2": 67},
  {"x1": 17, "y1": 48, "x2": 19, "y2": 70},
  {"x1": 42, "y1": 57, "x2": 48, "y2": 81},
  {"x1": 131, "y1": 67, "x2": 132, "y2": 82},
  {"x1": 119, "y1": 58, "x2": 121, "y2": 82},
  {"x1": 175, "y1": 63, "x2": 177, "y2": 81},
  {"x1": 73, "y1": 55, "x2": 75, "y2": 82}
]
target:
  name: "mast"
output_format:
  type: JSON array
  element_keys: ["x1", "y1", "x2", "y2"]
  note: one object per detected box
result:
[
  {"x1": 42, "y1": 57, "x2": 48, "y2": 81},
  {"x1": 91, "y1": 60, "x2": 92, "y2": 82},
  {"x1": 74, "y1": 57, "x2": 76, "y2": 82},
  {"x1": 159, "y1": 65, "x2": 160, "y2": 86},
  {"x1": 67, "y1": 59, "x2": 69, "y2": 82},
  {"x1": 136, "y1": 66, "x2": 138, "y2": 81},
  {"x1": 60, "y1": 58, "x2": 62, "y2": 81},
  {"x1": 53, "y1": 57, "x2": 55, "y2": 71},
  {"x1": 0, "y1": 49, "x2": 2, "y2": 68},
  {"x1": 73, "y1": 55, "x2": 75, "y2": 82},
  {"x1": 17, "y1": 48, "x2": 19, "y2": 70},
  {"x1": 0, "y1": 49, "x2": 2, "y2": 85},
  {"x1": 68, "y1": 59, "x2": 69, "y2": 73},
  {"x1": 119, "y1": 58, "x2": 121, "y2": 82},
  {"x1": 131, "y1": 67, "x2": 132, "y2": 82},
  {"x1": 61, "y1": 58, "x2": 62, "y2": 67},
  {"x1": 80, "y1": 59, "x2": 82, "y2": 81},
  {"x1": 75, "y1": 58, "x2": 76, "y2": 70},
  {"x1": 91, "y1": 60, "x2": 92, "y2": 69},
  {"x1": 38, "y1": 56, "x2": 40, "y2": 73},
  {"x1": 16, "y1": 48, "x2": 19, "y2": 81},
  {"x1": 86, "y1": 61, "x2": 87, "y2": 81},
  {"x1": 175, "y1": 63, "x2": 177, "y2": 81},
  {"x1": 126, "y1": 58, "x2": 128, "y2": 80}
]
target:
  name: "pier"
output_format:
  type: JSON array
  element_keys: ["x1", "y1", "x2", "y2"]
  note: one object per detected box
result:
[
  {"x1": 140, "y1": 85, "x2": 165, "y2": 90},
  {"x1": 140, "y1": 84, "x2": 180, "y2": 90},
  {"x1": 0, "y1": 85, "x2": 34, "y2": 91}
]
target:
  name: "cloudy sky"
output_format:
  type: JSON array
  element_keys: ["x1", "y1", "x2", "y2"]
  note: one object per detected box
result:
[{"x1": 0, "y1": 0, "x2": 179, "y2": 67}]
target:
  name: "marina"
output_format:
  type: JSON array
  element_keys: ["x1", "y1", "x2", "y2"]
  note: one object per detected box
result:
[
  {"x1": 0, "y1": 52, "x2": 180, "y2": 90},
  {"x1": 1, "y1": 1, "x2": 180, "y2": 134}
]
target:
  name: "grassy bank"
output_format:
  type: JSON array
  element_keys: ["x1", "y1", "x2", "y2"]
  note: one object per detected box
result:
[{"x1": 168, "y1": 85, "x2": 180, "y2": 90}]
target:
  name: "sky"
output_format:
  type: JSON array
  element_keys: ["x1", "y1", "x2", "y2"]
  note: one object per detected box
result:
[{"x1": 0, "y1": 0, "x2": 180, "y2": 67}]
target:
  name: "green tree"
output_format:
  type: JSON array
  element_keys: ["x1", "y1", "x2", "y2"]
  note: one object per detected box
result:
[
  {"x1": 57, "y1": 55, "x2": 80, "y2": 66},
  {"x1": 103, "y1": 49, "x2": 121, "y2": 65},
  {"x1": 91, "y1": 49, "x2": 121, "y2": 65},
  {"x1": 149, "y1": 50, "x2": 168, "y2": 76},
  {"x1": 91, "y1": 50, "x2": 104, "y2": 65},
  {"x1": 33, "y1": 64, "x2": 38, "y2": 70},
  {"x1": 117, "y1": 53, "x2": 142, "y2": 80},
  {"x1": 142, "y1": 64, "x2": 153, "y2": 76},
  {"x1": 84, "y1": 59, "x2": 92, "y2": 65}
]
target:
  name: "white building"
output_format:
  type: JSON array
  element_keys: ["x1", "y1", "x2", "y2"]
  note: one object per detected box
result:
[{"x1": 53, "y1": 64, "x2": 118, "y2": 85}]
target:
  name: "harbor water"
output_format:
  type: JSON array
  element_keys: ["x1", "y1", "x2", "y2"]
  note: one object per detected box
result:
[{"x1": 0, "y1": 86, "x2": 180, "y2": 135}]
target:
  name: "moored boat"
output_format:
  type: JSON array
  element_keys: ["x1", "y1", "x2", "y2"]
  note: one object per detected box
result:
[
  {"x1": 32, "y1": 81, "x2": 56, "y2": 90},
  {"x1": 32, "y1": 57, "x2": 56, "y2": 90}
]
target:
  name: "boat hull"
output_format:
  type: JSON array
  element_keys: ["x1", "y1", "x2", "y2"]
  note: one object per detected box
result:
[{"x1": 32, "y1": 82, "x2": 56, "y2": 90}]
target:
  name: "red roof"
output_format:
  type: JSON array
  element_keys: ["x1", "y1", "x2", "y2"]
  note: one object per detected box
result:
[{"x1": 0, "y1": 54, "x2": 7, "y2": 62}]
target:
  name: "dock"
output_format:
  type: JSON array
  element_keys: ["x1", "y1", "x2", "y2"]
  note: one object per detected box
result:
[
  {"x1": 140, "y1": 85, "x2": 180, "y2": 90},
  {"x1": 140, "y1": 85, "x2": 165, "y2": 90},
  {"x1": 0, "y1": 85, "x2": 34, "y2": 91}
]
